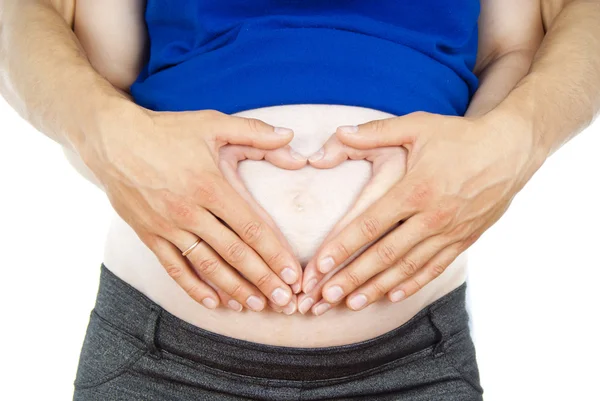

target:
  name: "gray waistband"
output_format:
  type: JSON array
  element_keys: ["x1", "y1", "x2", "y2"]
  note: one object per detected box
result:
[{"x1": 93, "y1": 263, "x2": 469, "y2": 381}]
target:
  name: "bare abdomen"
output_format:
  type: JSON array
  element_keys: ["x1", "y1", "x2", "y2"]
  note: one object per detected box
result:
[{"x1": 98, "y1": 104, "x2": 469, "y2": 347}]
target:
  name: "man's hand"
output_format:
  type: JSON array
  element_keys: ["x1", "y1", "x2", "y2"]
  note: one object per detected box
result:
[
  {"x1": 219, "y1": 144, "x2": 307, "y2": 314},
  {"x1": 81, "y1": 105, "x2": 305, "y2": 312},
  {"x1": 295, "y1": 134, "x2": 408, "y2": 315},
  {"x1": 300, "y1": 110, "x2": 546, "y2": 314}
]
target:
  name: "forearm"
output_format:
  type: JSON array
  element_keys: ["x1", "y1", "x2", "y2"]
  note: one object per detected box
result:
[
  {"x1": 0, "y1": 0, "x2": 131, "y2": 153},
  {"x1": 492, "y1": 0, "x2": 600, "y2": 158},
  {"x1": 465, "y1": 49, "x2": 537, "y2": 118}
]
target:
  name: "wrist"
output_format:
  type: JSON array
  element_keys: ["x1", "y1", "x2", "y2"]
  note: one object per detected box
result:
[
  {"x1": 67, "y1": 86, "x2": 143, "y2": 161},
  {"x1": 483, "y1": 82, "x2": 550, "y2": 171}
]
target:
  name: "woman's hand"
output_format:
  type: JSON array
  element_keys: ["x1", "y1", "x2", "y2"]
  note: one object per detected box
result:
[
  {"x1": 300, "y1": 111, "x2": 545, "y2": 315},
  {"x1": 296, "y1": 134, "x2": 408, "y2": 315},
  {"x1": 79, "y1": 105, "x2": 305, "y2": 312}
]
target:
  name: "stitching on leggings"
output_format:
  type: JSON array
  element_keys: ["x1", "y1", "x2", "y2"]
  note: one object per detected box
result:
[
  {"x1": 74, "y1": 348, "x2": 147, "y2": 390},
  {"x1": 91, "y1": 310, "x2": 146, "y2": 350}
]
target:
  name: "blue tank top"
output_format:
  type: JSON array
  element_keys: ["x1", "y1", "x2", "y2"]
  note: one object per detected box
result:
[{"x1": 130, "y1": 1, "x2": 480, "y2": 117}]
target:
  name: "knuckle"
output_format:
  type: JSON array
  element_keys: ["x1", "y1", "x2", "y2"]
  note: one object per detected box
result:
[
  {"x1": 196, "y1": 257, "x2": 219, "y2": 276},
  {"x1": 397, "y1": 257, "x2": 420, "y2": 276},
  {"x1": 331, "y1": 242, "x2": 351, "y2": 261},
  {"x1": 430, "y1": 262, "x2": 447, "y2": 277},
  {"x1": 411, "y1": 110, "x2": 429, "y2": 120},
  {"x1": 412, "y1": 277, "x2": 424, "y2": 291},
  {"x1": 229, "y1": 283, "x2": 244, "y2": 298},
  {"x1": 360, "y1": 216, "x2": 381, "y2": 241},
  {"x1": 166, "y1": 200, "x2": 194, "y2": 221},
  {"x1": 376, "y1": 243, "x2": 397, "y2": 266},
  {"x1": 200, "y1": 109, "x2": 223, "y2": 120},
  {"x1": 164, "y1": 263, "x2": 184, "y2": 280},
  {"x1": 424, "y1": 209, "x2": 454, "y2": 231},
  {"x1": 255, "y1": 271, "x2": 275, "y2": 288},
  {"x1": 371, "y1": 118, "x2": 386, "y2": 134},
  {"x1": 344, "y1": 270, "x2": 363, "y2": 288},
  {"x1": 266, "y1": 249, "x2": 285, "y2": 268},
  {"x1": 371, "y1": 281, "x2": 388, "y2": 298},
  {"x1": 225, "y1": 241, "x2": 247, "y2": 263},
  {"x1": 246, "y1": 118, "x2": 263, "y2": 133},
  {"x1": 185, "y1": 284, "x2": 202, "y2": 299},
  {"x1": 193, "y1": 178, "x2": 220, "y2": 205},
  {"x1": 406, "y1": 181, "x2": 432, "y2": 207},
  {"x1": 242, "y1": 221, "x2": 263, "y2": 244},
  {"x1": 153, "y1": 217, "x2": 175, "y2": 236}
]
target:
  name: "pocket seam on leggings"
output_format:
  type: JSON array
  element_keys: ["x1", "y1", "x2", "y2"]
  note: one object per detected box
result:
[
  {"x1": 74, "y1": 311, "x2": 148, "y2": 390},
  {"x1": 75, "y1": 348, "x2": 147, "y2": 390},
  {"x1": 91, "y1": 310, "x2": 146, "y2": 349},
  {"x1": 441, "y1": 329, "x2": 484, "y2": 395}
]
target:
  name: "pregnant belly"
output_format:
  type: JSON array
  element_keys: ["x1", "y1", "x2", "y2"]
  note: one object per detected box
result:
[{"x1": 99, "y1": 104, "x2": 468, "y2": 347}]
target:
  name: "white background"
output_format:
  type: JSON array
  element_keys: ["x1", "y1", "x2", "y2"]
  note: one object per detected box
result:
[{"x1": 0, "y1": 95, "x2": 598, "y2": 400}]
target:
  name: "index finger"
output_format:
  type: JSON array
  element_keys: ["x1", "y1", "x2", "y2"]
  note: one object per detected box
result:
[
  {"x1": 313, "y1": 182, "x2": 420, "y2": 275},
  {"x1": 204, "y1": 176, "x2": 303, "y2": 285}
]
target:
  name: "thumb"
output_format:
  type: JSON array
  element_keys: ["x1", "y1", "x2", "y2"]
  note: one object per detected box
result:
[
  {"x1": 219, "y1": 145, "x2": 307, "y2": 170},
  {"x1": 211, "y1": 113, "x2": 294, "y2": 150},
  {"x1": 335, "y1": 112, "x2": 430, "y2": 149}
]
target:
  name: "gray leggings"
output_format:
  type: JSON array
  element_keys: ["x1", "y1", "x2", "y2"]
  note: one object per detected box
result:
[{"x1": 73, "y1": 264, "x2": 484, "y2": 400}]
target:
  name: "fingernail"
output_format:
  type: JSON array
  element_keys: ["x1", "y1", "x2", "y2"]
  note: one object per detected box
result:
[
  {"x1": 202, "y1": 297, "x2": 217, "y2": 309},
  {"x1": 283, "y1": 301, "x2": 296, "y2": 315},
  {"x1": 271, "y1": 287, "x2": 291, "y2": 306},
  {"x1": 274, "y1": 127, "x2": 293, "y2": 135},
  {"x1": 390, "y1": 289, "x2": 406, "y2": 302},
  {"x1": 291, "y1": 281, "x2": 301, "y2": 294},
  {"x1": 246, "y1": 295, "x2": 265, "y2": 311},
  {"x1": 338, "y1": 125, "x2": 358, "y2": 134},
  {"x1": 324, "y1": 285, "x2": 344, "y2": 302},
  {"x1": 348, "y1": 294, "x2": 368, "y2": 310},
  {"x1": 308, "y1": 148, "x2": 324, "y2": 162},
  {"x1": 290, "y1": 150, "x2": 306, "y2": 161},
  {"x1": 281, "y1": 267, "x2": 298, "y2": 284},
  {"x1": 318, "y1": 256, "x2": 335, "y2": 273},
  {"x1": 304, "y1": 277, "x2": 318, "y2": 293},
  {"x1": 314, "y1": 302, "x2": 331, "y2": 316},
  {"x1": 299, "y1": 297, "x2": 314, "y2": 314},
  {"x1": 228, "y1": 299, "x2": 243, "y2": 312}
]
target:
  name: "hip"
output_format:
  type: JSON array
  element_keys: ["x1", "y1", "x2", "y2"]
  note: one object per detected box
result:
[{"x1": 73, "y1": 264, "x2": 482, "y2": 400}]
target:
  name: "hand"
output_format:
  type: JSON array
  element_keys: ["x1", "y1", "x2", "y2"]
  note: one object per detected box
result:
[
  {"x1": 219, "y1": 144, "x2": 306, "y2": 314},
  {"x1": 296, "y1": 134, "x2": 408, "y2": 315},
  {"x1": 79, "y1": 106, "x2": 305, "y2": 312},
  {"x1": 300, "y1": 111, "x2": 545, "y2": 314}
]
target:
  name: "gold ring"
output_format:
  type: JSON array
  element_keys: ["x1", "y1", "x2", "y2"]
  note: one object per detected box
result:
[{"x1": 182, "y1": 238, "x2": 201, "y2": 257}]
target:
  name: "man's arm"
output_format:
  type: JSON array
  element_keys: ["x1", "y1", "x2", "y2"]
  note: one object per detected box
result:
[
  {"x1": 493, "y1": 0, "x2": 600, "y2": 158},
  {"x1": 0, "y1": 0, "x2": 306, "y2": 310},
  {"x1": 301, "y1": 0, "x2": 600, "y2": 312},
  {"x1": 465, "y1": 0, "x2": 545, "y2": 117},
  {"x1": 0, "y1": 0, "x2": 131, "y2": 152}
]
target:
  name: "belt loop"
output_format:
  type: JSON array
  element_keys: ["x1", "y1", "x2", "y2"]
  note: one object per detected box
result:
[
  {"x1": 428, "y1": 284, "x2": 468, "y2": 358},
  {"x1": 144, "y1": 305, "x2": 162, "y2": 360},
  {"x1": 428, "y1": 307, "x2": 446, "y2": 357}
]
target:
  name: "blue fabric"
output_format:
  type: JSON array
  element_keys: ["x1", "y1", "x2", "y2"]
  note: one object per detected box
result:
[{"x1": 130, "y1": 1, "x2": 480, "y2": 117}]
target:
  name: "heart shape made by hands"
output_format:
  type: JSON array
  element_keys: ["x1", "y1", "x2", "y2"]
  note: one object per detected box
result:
[{"x1": 219, "y1": 135, "x2": 408, "y2": 312}]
